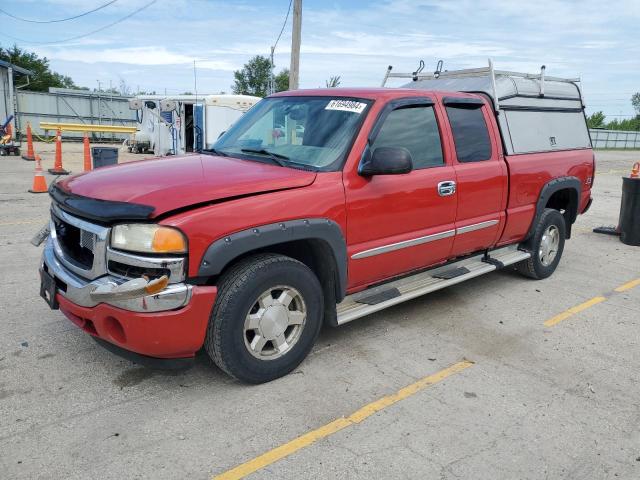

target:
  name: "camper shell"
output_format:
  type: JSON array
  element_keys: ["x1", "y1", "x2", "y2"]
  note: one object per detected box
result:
[{"x1": 382, "y1": 61, "x2": 592, "y2": 155}]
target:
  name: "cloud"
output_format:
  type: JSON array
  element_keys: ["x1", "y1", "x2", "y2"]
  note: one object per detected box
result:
[
  {"x1": 35, "y1": 46, "x2": 191, "y2": 65},
  {"x1": 5, "y1": 0, "x2": 639, "y2": 116}
]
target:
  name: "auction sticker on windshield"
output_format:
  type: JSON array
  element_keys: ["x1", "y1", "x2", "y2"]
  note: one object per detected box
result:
[{"x1": 325, "y1": 99, "x2": 367, "y2": 114}]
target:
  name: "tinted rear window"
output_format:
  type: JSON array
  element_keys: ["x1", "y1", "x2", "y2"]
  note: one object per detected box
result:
[{"x1": 446, "y1": 107, "x2": 492, "y2": 162}]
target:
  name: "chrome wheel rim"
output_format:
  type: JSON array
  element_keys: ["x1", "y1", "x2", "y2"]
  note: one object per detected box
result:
[
  {"x1": 539, "y1": 225, "x2": 560, "y2": 266},
  {"x1": 243, "y1": 286, "x2": 307, "y2": 360}
]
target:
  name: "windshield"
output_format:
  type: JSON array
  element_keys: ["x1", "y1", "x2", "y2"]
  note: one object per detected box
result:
[{"x1": 211, "y1": 96, "x2": 371, "y2": 171}]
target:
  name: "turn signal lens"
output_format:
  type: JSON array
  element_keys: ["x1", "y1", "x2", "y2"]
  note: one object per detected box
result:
[
  {"x1": 111, "y1": 224, "x2": 187, "y2": 254},
  {"x1": 144, "y1": 275, "x2": 169, "y2": 294},
  {"x1": 152, "y1": 227, "x2": 187, "y2": 253}
]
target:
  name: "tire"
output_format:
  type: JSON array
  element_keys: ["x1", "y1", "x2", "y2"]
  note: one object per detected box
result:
[
  {"x1": 516, "y1": 208, "x2": 566, "y2": 279},
  {"x1": 205, "y1": 253, "x2": 324, "y2": 383}
]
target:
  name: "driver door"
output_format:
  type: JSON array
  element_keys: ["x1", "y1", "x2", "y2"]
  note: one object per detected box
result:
[{"x1": 344, "y1": 98, "x2": 458, "y2": 288}]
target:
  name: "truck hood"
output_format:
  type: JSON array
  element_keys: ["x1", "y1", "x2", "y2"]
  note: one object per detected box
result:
[{"x1": 56, "y1": 154, "x2": 317, "y2": 218}]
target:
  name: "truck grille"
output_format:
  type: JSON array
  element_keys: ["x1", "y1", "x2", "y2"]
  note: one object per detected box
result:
[
  {"x1": 53, "y1": 215, "x2": 95, "y2": 269},
  {"x1": 50, "y1": 204, "x2": 109, "y2": 280}
]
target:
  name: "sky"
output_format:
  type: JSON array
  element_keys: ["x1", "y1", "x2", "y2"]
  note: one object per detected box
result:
[{"x1": 1, "y1": 0, "x2": 638, "y2": 119}]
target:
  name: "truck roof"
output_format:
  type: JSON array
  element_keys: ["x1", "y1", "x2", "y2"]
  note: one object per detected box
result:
[{"x1": 270, "y1": 87, "x2": 475, "y2": 100}]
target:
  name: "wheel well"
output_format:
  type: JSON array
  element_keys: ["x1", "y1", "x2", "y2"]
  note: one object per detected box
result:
[
  {"x1": 217, "y1": 239, "x2": 341, "y2": 327},
  {"x1": 545, "y1": 188, "x2": 578, "y2": 238}
]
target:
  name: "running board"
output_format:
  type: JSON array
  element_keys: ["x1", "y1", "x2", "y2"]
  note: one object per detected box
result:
[{"x1": 336, "y1": 245, "x2": 530, "y2": 325}]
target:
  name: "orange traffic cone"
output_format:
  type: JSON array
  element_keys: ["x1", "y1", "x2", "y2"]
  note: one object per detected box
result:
[
  {"x1": 48, "y1": 128, "x2": 69, "y2": 175},
  {"x1": 83, "y1": 132, "x2": 91, "y2": 172},
  {"x1": 631, "y1": 162, "x2": 640, "y2": 179},
  {"x1": 22, "y1": 122, "x2": 35, "y2": 161},
  {"x1": 29, "y1": 155, "x2": 48, "y2": 193}
]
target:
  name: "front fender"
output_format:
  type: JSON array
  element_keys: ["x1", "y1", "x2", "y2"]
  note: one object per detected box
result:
[{"x1": 196, "y1": 218, "x2": 348, "y2": 298}]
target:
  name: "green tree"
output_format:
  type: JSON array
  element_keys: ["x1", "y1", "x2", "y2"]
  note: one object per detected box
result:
[
  {"x1": 604, "y1": 116, "x2": 640, "y2": 131},
  {"x1": 275, "y1": 69, "x2": 289, "y2": 92},
  {"x1": 232, "y1": 55, "x2": 289, "y2": 97},
  {"x1": 632, "y1": 93, "x2": 640, "y2": 115},
  {"x1": 0, "y1": 44, "x2": 78, "y2": 92},
  {"x1": 232, "y1": 55, "x2": 271, "y2": 97},
  {"x1": 325, "y1": 75, "x2": 341, "y2": 88},
  {"x1": 586, "y1": 111, "x2": 606, "y2": 128}
]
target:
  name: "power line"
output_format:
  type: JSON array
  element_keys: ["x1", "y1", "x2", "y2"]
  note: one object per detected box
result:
[
  {"x1": 0, "y1": 1, "x2": 118, "y2": 24},
  {"x1": 268, "y1": 0, "x2": 293, "y2": 94},
  {"x1": 273, "y1": 0, "x2": 293, "y2": 51},
  {"x1": 0, "y1": 0, "x2": 156, "y2": 45}
]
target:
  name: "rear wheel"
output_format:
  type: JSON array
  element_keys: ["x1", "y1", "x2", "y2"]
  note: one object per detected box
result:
[
  {"x1": 205, "y1": 253, "x2": 323, "y2": 383},
  {"x1": 516, "y1": 208, "x2": 566, "y2": 279}
]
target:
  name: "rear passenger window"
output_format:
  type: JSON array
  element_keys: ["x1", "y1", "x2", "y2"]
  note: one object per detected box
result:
[
  {"x1": 372, "y1": 106, "x2": 443, "y2": 169},
  {"x1": 446, "y1": 106, "x2": 492, "y2": 162}
]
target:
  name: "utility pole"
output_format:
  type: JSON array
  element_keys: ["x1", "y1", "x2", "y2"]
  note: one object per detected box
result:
[
  {"x1": 269, "y1": 46, "x2": 275, "y2": 95},
  {"x1": 289, "y1": 0, "x2": 302, "y2": 90}
]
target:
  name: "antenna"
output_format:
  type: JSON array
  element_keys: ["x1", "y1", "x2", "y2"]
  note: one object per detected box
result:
[{"x1": 193, "y1": 60, "x2": 198, "y2": 102}]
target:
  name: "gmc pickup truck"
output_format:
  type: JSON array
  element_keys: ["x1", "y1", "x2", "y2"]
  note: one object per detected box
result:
[{"x1": 38, "y1": 65, "x2": 594, "y2": 383}]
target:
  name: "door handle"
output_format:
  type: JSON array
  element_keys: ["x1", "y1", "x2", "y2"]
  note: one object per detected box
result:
[{"x1": 438, "y1": 181, "x2": 456, "y2": 197}]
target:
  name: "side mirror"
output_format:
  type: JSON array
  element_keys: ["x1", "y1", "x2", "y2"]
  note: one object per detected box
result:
[{"x1": 359, "y1": 146, "x2": 413, "y2": 176}]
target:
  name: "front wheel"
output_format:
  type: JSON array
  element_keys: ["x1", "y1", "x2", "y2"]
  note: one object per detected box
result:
[
  {"x1": 516, "y1": 208, "x2": 566, "y2": 279},
  {"x1": 204, "y1": 254, "x2": 324, "y2": 383}
]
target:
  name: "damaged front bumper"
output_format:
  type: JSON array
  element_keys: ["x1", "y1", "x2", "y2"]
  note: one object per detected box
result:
[{"x1": 41, "y1": 236, "x2": 192, "y2": 313}]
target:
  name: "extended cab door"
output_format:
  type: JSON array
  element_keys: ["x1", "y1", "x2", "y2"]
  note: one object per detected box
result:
[
  {"x1": 344, "y1": 97, "x2": 458, "y2": 288},
  {"x1": 440, "y1": 96, "x2": 508, "y2": 257}
]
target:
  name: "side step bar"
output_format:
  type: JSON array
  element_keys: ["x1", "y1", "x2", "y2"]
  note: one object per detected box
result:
[{"x1": 336, "y1": 245, "x2": 531, "y2": 325}]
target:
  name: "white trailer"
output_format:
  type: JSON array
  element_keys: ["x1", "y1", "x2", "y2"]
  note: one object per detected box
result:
[
  {"x1": 204, "y1": 95, "x2": 260, "y2": 149},
  {"x1": 128, "y1": 94, "x2": 259, "y2": 156}
]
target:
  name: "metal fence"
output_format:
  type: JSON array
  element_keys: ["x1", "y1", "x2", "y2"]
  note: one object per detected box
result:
[
  {"x1": 15, "y1": 89, "x2": 136, "y2": 141},
  {"x1": 590, "y1": 129, "x2": 640, "y2": 149}
]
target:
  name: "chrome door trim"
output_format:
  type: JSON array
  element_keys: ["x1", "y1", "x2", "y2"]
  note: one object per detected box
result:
[
  {"x1": 351, "y1": 219, "x2": 500, "y2": 260},
  {"x1": 456, "y1": 219, "x2": 499, "y2": 235},
  {"x1": 351, "y1": 229, "x2": 455, "y2": 259}
]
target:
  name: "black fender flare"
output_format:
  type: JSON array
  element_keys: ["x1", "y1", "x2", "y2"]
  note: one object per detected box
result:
[
  {"x1": 197, "y1": 218, "x2": 347, "y2": 300},
  {"x1": 525, "y1": 176, "x2": 581, "y2": 241}
]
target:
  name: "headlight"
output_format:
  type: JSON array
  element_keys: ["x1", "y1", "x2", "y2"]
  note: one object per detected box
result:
[{"x1": 111, "y1": 224, "x2": 187, "y2": 254}]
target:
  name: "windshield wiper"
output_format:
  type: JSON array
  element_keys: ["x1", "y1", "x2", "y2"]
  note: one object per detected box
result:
[
  {"x1": 240, "y1": 148, "x2": 289, "y2": 167},
  {"x1": 201, "y1": 148, "x2": 228, "y2": 157}
]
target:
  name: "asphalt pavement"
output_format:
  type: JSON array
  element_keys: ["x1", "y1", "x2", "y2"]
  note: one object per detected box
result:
[{"x1": 1, "y1": 148, "x2": 639, "y2": 480}]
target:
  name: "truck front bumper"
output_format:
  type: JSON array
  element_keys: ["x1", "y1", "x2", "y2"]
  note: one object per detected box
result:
[{"x1": 41, "y1": 237, "x2": 217, "y2": 360}]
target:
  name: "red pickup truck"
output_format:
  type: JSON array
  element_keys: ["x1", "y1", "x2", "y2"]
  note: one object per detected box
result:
[{"x1": 39, "y1": 68, "x2": 594, "y2": 383}]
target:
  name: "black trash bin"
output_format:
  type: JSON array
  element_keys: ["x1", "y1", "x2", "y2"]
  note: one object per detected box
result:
[
  {"x1": 618, "y1": 176, "x2": 640, "y2": 246},
  {"x1": 91, "y1": 147, "x2": 118, "y2": 169}
]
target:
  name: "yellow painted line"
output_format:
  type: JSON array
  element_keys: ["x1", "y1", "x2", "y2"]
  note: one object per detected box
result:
[
  {"x1": 544, "y1": 296, "x2": 607, "y2": 327},
  {"x1": 213, "y1": 360, "x2": 474, "y2": 480},
  {"x1": 614, "y1": 278, "x2": 640, "y2": 293}
]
